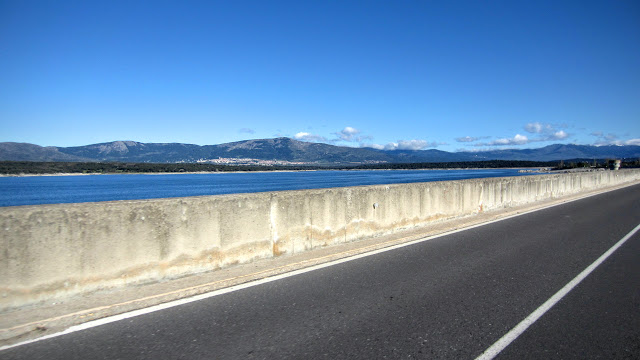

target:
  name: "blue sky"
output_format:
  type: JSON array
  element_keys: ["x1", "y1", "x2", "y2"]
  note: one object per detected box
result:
[{"x1": 1, "y1": 0, "x2": 639, "y2": 152}]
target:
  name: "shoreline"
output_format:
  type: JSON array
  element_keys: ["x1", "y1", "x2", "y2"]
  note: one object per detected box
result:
[{"x1": 0, "y1": 167, "x2": 552, "y2": 177}]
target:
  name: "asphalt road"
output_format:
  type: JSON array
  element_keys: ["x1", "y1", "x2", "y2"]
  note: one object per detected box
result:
[{"x1": 3, "y1": 184, "x2": 639, "y2": 359}]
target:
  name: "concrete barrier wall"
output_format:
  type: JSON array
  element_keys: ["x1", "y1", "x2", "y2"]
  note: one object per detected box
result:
[{"x1": 2, "y1": 170, "x2": 640, "y2": 310}]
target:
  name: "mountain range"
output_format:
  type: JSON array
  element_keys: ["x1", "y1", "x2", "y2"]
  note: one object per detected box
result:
[{"x1": 1, "y1": 138, "x2": 639, "y2": 165}]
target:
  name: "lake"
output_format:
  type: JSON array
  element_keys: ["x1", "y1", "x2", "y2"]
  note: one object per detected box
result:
[{"x1": 0, "y1": 169, "x2": 538, "y2": 207}]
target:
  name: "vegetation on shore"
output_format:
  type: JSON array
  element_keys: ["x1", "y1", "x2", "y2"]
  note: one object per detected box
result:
[
  {"x1": 5, "y1": 159, "x2": 636, "y2": 175},
  {"x1": 0, "y1": 161, "x2": 324, "y2": 174},
  {"x1": 552, "y1": 159, "x2": 640, "y2": 170},
  {"x1": 350, "y1": 160, "x2": 559, "y2": 170}
]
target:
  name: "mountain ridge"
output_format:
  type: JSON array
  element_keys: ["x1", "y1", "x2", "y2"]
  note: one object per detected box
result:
[{"x1": 1, "y1": 138, "x2": 639, "y2": 164}]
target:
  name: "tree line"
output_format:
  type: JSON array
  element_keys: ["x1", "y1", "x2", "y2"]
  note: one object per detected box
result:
[
  {"x1": 2, "y1": 159, "x2": 638, "y2": 175},
  {"x1": 0, "y1": 159, "x2": 590, "y2": 175},
  {"x1": 0, "y1": 161, "x2": 327, "y2": 174}
]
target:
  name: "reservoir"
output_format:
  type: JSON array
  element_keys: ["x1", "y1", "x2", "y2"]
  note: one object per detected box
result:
[{"x1": 0, "y1": 169, "x2": 537, "y2": 207}]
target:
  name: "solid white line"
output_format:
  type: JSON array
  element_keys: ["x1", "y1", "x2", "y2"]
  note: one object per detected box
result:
[
  {"x1": 475, "y1": 222, "x2": 640, "y2": 360},
  {"x1": 1, "y1": 222, "x2": 494, "y2": 351},
  {"x1": 1, "y1": 186, "x2": 635, "y2": 351}
]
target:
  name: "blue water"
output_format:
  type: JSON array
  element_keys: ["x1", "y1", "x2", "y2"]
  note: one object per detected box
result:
[{"x1": 0, "y1": 169, "x2": 534, "y2": 207}]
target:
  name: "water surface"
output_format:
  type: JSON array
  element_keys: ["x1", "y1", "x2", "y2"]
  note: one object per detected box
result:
[{"x1": 0, "y1": 169, "x2": 534, "y2": 207}]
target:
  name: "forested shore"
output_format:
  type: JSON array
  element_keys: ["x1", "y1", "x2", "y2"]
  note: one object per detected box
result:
[{"x1": 0, "y1": 160, "x2": 585, "y2": 175}]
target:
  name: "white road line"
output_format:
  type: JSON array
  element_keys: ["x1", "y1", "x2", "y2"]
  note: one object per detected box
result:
[
  {"x1": 1, "y1": 220, "x2": 502, "y2": 351},
  {"x1": 1, "y1": 187, "x2": 636, "y2": 352},
  {"x1": 475, "y1": 222, "x2": 640, "y2": 360}
]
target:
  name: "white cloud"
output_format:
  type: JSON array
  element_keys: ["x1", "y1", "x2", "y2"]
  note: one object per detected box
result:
[
  {"x1": 455, "y1": 135, "x2": 491, "y2": 144},
  {"x1": 331, "y1": 126, "x2": 375, "y2": 143},
  {"x1": 239, "y1": 128, "x2": 255, "y2": 134},
  {"x1": 460, "y1": 127, "x2": 574, "y2": 147},
  {"x1": 472, "y1": 134, "x2": 530, "y2": 147},
  {"x1": 455, "y1": 136, "x2": 478, "y2": 143},
  {"x1": 342, "y1": 126, "x2": 359, "y2": 137},
  {"x1": 595, "y1": 138, "x2": 640, "y2": 146},
  {"x1": 399, "y1": 140, "x2": 429, "y2": 150},
  {"x1": 524, "y1": 122, "x2": 569, "y2": 142},
  {"x1": 335, "y1": 126, "x2": 361, "y2": 142},
  {"x1": 591, "y1": 132, "x2": 618, "y2": 142},
  {"x1": 513, "y1": 134, "x2": 529, "y2": 144},
  {"x1": 589, "y1": 131, "x2": 636, "y2": 146},
  {"x1": 457, "y1": 147, "x2": 487, "y2": 153},
  {"x1": 361, "y1": 140, "x2": 438, "y2": 151},
  {"x1": 490, "y1": 134, "x2": 529, "y2": 146},
  {"x1": 294, "y1": 132, "x2": 327, "y2": 142},
  {"x1": 379, "y1": 139, "x2": 442, "y2": 150},
  {"x1": 524, "y1": 122, "x2": 571, "y2": 142},
  {"x1": 384, "y1": 142, "x2": 400, "y2": 150},
  {"x1": 525, "y1": 122, "x2": 546, "y2": 134},
  {"x1": 490, "y1": 138, "x2": 511, "y2": 145},
  {"x1": 550, "y1": 130, "x2": 568, "y2": 140},
  {"x1": 361, "y1": 143, "x2": 385, "y2": 150}
]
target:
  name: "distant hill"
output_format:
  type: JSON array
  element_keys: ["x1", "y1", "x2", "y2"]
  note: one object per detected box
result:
[
  {"x1": 474, "y1": 144, "x2": 640, "y2": 161},
  {"x1": 0, "y1": 142, "x2": 88, "y2": 162},
  {"x1": 1, "y1": 138, "x2": 639, "y2": 164}
]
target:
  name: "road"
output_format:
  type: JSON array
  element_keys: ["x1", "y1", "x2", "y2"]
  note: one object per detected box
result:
[{"x1": 3, "y1": 184, "x2": 639, "y2": 359}]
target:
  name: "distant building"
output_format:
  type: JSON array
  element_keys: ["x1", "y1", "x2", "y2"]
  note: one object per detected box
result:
[{"x1": 611, "y1": 159, "x2": 621, "y2": 170}]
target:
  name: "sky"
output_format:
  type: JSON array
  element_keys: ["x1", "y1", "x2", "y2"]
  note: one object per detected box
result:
[{"x1": 1, "y1": 0, "x2": 639, "y2": 152}]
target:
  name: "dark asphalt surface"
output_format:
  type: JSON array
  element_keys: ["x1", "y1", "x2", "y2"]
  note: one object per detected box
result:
[{"x1": 3, "y1": 184, "x2": 639, "y2": 360}]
